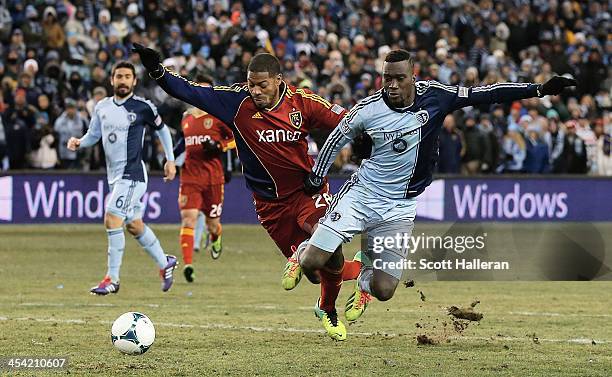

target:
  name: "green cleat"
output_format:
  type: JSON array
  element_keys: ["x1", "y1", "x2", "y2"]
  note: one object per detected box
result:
[
  {"x1": 210, "y1": 235, "x2": 222, "y2": 260},
  {"x1": 345, "y1": 275, "x2": 373, "y2": 322},
  {"x1": 314, "y1": 298, "x2": 347, "y2": 341}
]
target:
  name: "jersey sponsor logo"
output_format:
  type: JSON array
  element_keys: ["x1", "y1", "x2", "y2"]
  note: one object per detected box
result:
[
  {"x1": 252, "y1": 112, "x2": 263, "y2": 119},
  {"x1": 458, "y1": 86, "x2": 469, "y2": 98},
  {"x1": 108, "y1": 132, "x2": 117, "y2": 143},
  {"x1": 392, "y1": 138, "x2": 408, "y2": 153},
  {"x1": 415, "y1": 110, "x2": 429, "y2": 125},
  {"x1": 289, "y1": 110, "x2": 303, "y2": 129},
  {"x1": 127, "y1": 112, "x2": 137, "y2": 124},
  {"x1": 204, "y1": 118, "x2": 213, "y2": 129},
  {"x1": 331, "y1": 104, "x2": 344, "y2": 115},
  {"x1": 185, "y1": 135, "x2": 212, "y2": 146},
  {"x1": 256, "y1": 129, "x2": 302, "y2": 143}
]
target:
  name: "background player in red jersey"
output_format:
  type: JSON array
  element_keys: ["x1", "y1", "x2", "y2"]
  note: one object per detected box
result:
[
  {"x1": 133, "y1": 44, "x2": 360, "y2": 340},
  {"x1": 174, "y1": 76, "x2": 236, "y2": 282}
]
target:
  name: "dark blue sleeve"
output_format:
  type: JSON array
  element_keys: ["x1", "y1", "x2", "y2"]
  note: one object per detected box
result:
[
  {"x1": 173, "y1": 135, "x2": 185, "y2": 158},
  {"x1": 430, "y1": 81, "x2": 539, "y2": 113},
  {"x1": 154, "y1": 66, "x2": 249, "y2": 125}
]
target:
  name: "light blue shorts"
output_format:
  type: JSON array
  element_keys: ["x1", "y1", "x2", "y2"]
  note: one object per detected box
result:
[
  {"x1": 106, "y1": 179, "x2": 147, "y2": 223},
  {"x1": 310, "y1": 178, "x2": 416, "y2": 250}
]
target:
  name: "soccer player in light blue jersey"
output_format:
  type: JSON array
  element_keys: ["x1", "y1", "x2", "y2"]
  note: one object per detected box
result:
[
  {"x1": 67, "y1": 61, "x2": 179, "y2": 295},
  {"x1": 297, "y1": 49, "x2": 576, "y2": 334}
]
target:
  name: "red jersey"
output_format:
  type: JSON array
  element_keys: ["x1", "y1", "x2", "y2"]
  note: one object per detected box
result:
[
  {"x1": 157, "y1": 68, "x2": 347, "y2": 200},
  {"x1": 180, "y1": 108, "x2": 235, "y2": 185}
]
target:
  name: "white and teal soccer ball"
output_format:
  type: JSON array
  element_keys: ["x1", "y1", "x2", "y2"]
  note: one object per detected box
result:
[{"x1": 111, "y1": 312, "x2": 155, "y2": 355}]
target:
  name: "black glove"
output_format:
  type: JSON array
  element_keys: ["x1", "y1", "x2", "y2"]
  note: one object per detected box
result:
[
  {"x1": 224, "y1": 169, "x2": 232, "y2": 183},
  {"x1": 304, "y1": 172, "x2": 324, "y2": 196},
  {"x1": 132, "y1": 43, "x2": 162, "y2": 73},
  {"x1": 202, "y1": 139, "x2": 222, "y2": 156},
  {"x1": 538, "y1": 76, "x2": 577, "y2": 97}
]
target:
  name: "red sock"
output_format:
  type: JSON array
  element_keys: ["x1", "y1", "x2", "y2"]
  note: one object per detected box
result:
[
  {"x1": 210, "y1": 223, "x2": 222, "y2": 242},
  {"x1": 319, "y1": 265, "x2": 343, "y2": 312},
  {"x1": 180, "y1": 226, "x2": 194, "y2": 265},
  {"x1": 341, "y1": 259, "x2": 361, "y2": 281}
]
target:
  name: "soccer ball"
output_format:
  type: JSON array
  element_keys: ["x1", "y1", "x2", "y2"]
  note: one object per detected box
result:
[{"x1": 111, "y1": 312, "x2": 155, "y2": 355}]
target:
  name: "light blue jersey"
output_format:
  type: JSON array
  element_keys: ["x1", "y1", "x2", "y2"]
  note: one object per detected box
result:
[
  {"x1": 313, "y1": 80, "x2": 538, "y2": 199},
  {"x1": 79, "y1": 94, "x2": 174, "y2": 185}
]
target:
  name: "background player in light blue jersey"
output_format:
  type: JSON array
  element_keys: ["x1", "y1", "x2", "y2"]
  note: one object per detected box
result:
[
  {"x1": 67, "y1": 61, "x2": 178, "y2": 295},
  {"x1": 298, "y1": 49, "x2": 577, "y2": 333}
]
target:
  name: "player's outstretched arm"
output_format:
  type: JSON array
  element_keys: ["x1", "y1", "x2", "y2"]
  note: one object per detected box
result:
[
  {"x1": 132, "y1": 43, "x2": 246, "y2": 126},
  {"x1": 444, "y1": 76, "x2": 577, "y2": 111}
]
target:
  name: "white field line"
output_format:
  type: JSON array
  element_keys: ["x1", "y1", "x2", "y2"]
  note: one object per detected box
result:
[
  {"x1": 13, "y1": 302, "x2": 612, "y2": 319},
  {"x1": 0, "y1": 315, "x2": 608, "y2": 344}
]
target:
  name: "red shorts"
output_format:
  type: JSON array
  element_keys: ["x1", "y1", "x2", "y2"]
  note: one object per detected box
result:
[
  {"x1": 178, "y1": 182, "x2": 224, "y2": 218},
  {"x1": 254, "y1": 188, "x2": 332, "y2": 258}
]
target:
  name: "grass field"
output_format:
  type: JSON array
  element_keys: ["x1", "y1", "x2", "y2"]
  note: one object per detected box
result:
[{"x1": 0, "y1": 224, "x2": 611, "y2": 376}]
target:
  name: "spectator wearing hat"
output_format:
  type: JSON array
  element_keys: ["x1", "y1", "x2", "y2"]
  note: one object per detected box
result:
[
  {"x1": 501, "y1": 123, "x2": 526, "y2": 173},
  {"x1": 560, "y1": 120, "x2": 588, "y2": 174},
  {"x1": 438, "y1": 114, "x2": 464, "y2": 174},
  {"x1": 54, "y1": 98, "x2": 87, "y2": 169},
  {"x1": 42, "y1": 7, "x2": 65, "y2": 50},
  {"x1": 544, "y1": 109, "x2": 566, "y2": 173}
]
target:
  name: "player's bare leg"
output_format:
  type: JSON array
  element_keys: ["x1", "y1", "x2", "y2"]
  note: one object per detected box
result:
[
  {"x1": 206, "y1": 216, "x2": 223, "y2": 259},
  {"x1": 180, "y1": 209, "x2": 198, "y2": 282}
]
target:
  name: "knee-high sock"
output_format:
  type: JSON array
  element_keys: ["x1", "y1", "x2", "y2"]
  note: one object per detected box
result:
[
  {"x1": 106, "y1": 227, "x2": 125, "y2": 283},
  {"x1": 341, "y1": 259, "x2": 361, "y2": 281},
  {"x1": 180, "y1": 226, "x2": 194, "y2": 265},
  {"x1": 358, "y1": 267, "x2": 374, "y2": 295},
  {"x1": 319, "y1": 264, "x2": 344, "y2": 312},
  {"x1": 193, "y1": 212, "x2": 206, "y2": 249},
  {"x1": 135, "y1": 225, "x2": 167, "y2": 268}
]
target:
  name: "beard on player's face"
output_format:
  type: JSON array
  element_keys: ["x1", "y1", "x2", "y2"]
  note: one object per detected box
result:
[
  {"x1": 248, "y1": 72, "x2": 281, "y2": 110},
  {"x1": 113, "y1": 84, "x2": 134, "y2": 98}
]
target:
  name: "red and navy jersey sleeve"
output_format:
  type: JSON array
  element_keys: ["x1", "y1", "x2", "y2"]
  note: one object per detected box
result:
[
  {"x1": 297, "y1": 89, "x2": 346, "y2": 131},
  {"x1": 429, "y1": 81, "x2": 539, "y2": 113},
  {"x1": 155, "y1": 66, "x2": 249, "y2": 126}
]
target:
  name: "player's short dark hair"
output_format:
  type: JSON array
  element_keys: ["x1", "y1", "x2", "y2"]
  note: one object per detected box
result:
[
  {"x1": 111, "y1": 61, "x2": 136, "y2": 77},
  {"x1": 384, "y1": 49, "x2": 414, "y2": 67},
  {"x1": 247, "y1": 53, "x2": 281, "y2": 76}
]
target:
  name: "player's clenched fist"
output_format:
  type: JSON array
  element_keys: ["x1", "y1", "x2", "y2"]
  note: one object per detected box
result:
[
  {"x1": 67, "y1": 137, "x2": 81, "y2": 151},
  {"x1": 163, "y1": 160, "x2": 176, "y2": 182}
]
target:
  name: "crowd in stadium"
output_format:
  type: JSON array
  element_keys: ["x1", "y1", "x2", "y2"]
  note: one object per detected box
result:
[{"x1": 0, "y1": 0, "x2": 609, "y2": 175}]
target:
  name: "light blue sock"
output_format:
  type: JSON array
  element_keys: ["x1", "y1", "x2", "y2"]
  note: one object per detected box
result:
[
  {"x1": 135, "y1": 225, "x2": 168, "y2": 269},
  {"x1": 358, "y1": 267, "x2": 374, "y2": 295},
  {"x1": 193, "y1": 212, "x2": 206, "y2": 250},
  {"x1": 106, "y1": 228, "x2": 125, "y2": 283}
]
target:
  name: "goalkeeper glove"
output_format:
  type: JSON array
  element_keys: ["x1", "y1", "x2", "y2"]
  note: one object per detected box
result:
[
  {"x1": 132, "y1": 43, "x2": 163, "y2": 76},
  {"x1": 537, "y1": 76, "x2": 577, "y2": 97},
  {"x1": 304, "y1": 172, "x2": 324, "y2": 196}
]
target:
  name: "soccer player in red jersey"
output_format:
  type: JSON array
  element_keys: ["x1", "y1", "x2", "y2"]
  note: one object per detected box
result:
[
  {"x1": 133, "y1": 44, "x2": 359, "y2": 340},
  {"x1": 174, "y1": 76, "x2": 236, "y2": 282}
]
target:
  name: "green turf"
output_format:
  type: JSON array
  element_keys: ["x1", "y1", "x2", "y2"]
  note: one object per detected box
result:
[{"x1": 0, "y1": 224, "x2": 610, "y2": 376}]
